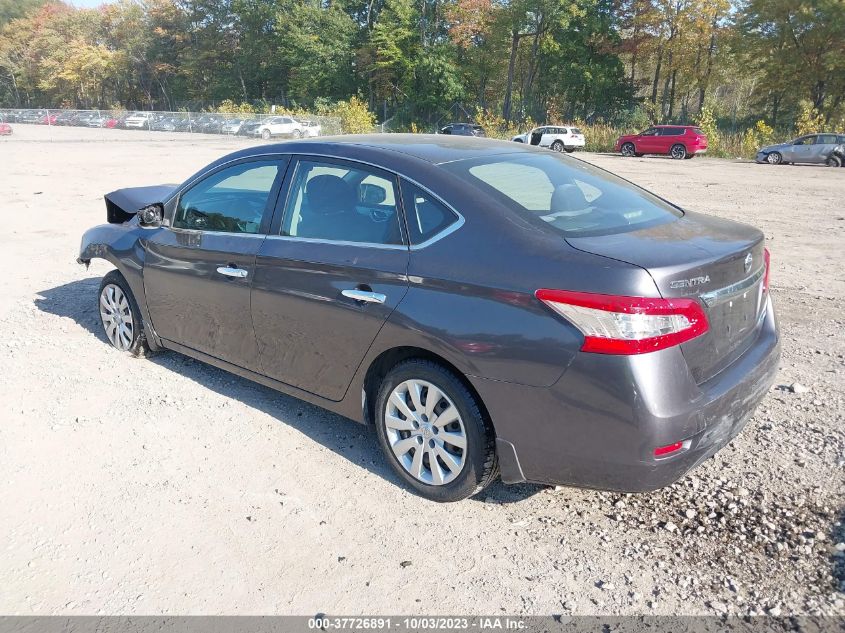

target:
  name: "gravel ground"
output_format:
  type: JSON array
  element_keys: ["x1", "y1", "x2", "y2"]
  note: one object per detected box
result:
[{"x1": 0, "y1": 125, "x2": 843, "y2": 616}]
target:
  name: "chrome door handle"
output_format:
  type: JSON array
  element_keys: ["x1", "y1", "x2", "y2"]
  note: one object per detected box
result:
[
  {"x1": 216, "y1": 266, "x2": 248, "y2": 278},
  {"x1": 342, "y1": 289, "x2": 386, "y2": 304}
]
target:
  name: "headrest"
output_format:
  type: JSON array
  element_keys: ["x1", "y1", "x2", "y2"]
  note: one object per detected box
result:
[
  {"x1": 550, "y1": 183, "x2": 589, "y2": 215},
  {"x1": 305, "y1": 174, "x2": 356, "y2": 214}
]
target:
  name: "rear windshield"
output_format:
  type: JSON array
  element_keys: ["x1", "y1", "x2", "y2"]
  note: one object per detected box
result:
[
  {"x1": 570, "y1": 128, "x2": 582, "y2": 134},
  {"x1": 692, "y1": 127, "x2": 705, "y2": 135},
  {"x1": 442, "y1": 153, "x2": 682, "y2": 237}
]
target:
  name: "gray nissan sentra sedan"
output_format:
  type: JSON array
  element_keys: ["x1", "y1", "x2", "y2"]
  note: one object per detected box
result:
[{"x1": 78, "y1": 135, "x2": 780, "y2": 502}]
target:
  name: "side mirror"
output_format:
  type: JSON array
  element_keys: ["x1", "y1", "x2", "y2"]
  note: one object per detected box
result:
[
  {"x1": 360, "y1": 183, "x2": 387, "y2": 205},
  {"x1": 138, "y1": 204, "x2": 163, "y2": 227}
]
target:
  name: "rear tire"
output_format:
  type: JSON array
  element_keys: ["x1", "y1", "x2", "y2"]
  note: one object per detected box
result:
[
  {"x1": 374, "y1": 359, "x2": 497, "y2": 502},
  {"x1": 98, "y1": 270, "x2": 152, "y2": 358},
  {"x1": 621, "y1": 142, "x2": 636, "y2": 157},
  {"x1": 551, "y1": 140, "x2": 564, "y2": 152},
  {"x1": 826, "y1": 155, "x2": 842, "y2": 168},
  {"x1": 261, "y1": 129, "x2": 271, "y2": 140},
  {"x1": 670, "y1": 144, "x2": 687, "y2": 160}
]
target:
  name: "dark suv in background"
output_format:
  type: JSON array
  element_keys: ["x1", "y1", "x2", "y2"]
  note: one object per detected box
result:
[{"x1": 439, "y1": 123, "x2": 486, "y2": 137}]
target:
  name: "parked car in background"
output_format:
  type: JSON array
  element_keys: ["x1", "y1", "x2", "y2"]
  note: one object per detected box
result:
[
  {"x1": 86, "y1": 114, "x2": 110, "y2": 128},
  {"x1": 172, "y1": 117, "x2": 194, "y2": 132},
  {"x1": 79, "y1": 134, "x2": 779, "y2": 502},
  {"x1": 512, "y1": 126, "x2": 585, "y2": 152},
  {"x1": 220, "y1": 118, "x2": 245, "y2": 135},
  {"x1": 54, "y1": 111, "x2": 78, "y2": 126},
  {"x1": 301, "y1": 120, "x2": 322, "y2": 137},
  {"x1": 255, "y1": 116, "x2": 304, "y2": 140},
  {"x1": 755, "y1": 133, "x2": 845, "y2": 165},
  {"x1": 124, "y1": 112, "x2": 155, "y2": 129},
  {"x1": 37, "y1": 113, "x2": 58, "y2": 125},
  {"x1": 151, "y1": 116, "x2": 178, "y2": 132},
  {"x1": 200, "y1": 115, "x2": 227, "y2": 134},
  {"x1": 616, "y1": 125, "x2": 708, "y2": 159},
  {"x1": 19, "y1": 110, "x2": 44, "y2": 124},
  {"x1": 0, "y1": 121, "x2": 12, "y2": 135},
  {"x1": 439, "y1": 122, "x2": 485, "y2": 137},
  {"x1": 238, "y1": 118, "x2": 263, "y2": 137}
]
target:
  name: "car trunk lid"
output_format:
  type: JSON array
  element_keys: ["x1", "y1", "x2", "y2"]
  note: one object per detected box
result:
[{"x1": 566, "y1": 212, "x2": 767, "y2": 383}]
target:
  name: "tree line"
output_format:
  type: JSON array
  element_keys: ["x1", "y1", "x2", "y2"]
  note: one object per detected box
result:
[{"x1": 0, "y1": 0, "x2": 843, "y2": 132}]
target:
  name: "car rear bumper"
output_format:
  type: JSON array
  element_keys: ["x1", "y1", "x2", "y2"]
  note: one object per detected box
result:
[{"x1": 473, "y1": 297, "x2": 780, "y2": 492}]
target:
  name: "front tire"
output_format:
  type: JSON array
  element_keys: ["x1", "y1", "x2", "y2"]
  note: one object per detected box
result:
[
  {"x1": 670, "y1": 143, "x2": 687, "y2": 160},
  {"x1": 98, "y1": 270, "x2": 151, "y2": 357},
  {"x1": 374, "y1": 360, "x2": 497, "y2": 502},
  {"x1": 551, "y1": 140, "x2": 564, "y2": 152},
  {"x1": 621, "y1": 142, "x2": 636, "y2": 157},
  {"x1": 766, "y1": 151, "x2": 782, "y2": 165}
]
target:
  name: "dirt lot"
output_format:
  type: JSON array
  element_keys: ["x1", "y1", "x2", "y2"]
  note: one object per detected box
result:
[{"x1": 1, "y1": 124, "x2": 843, "y2": 617}]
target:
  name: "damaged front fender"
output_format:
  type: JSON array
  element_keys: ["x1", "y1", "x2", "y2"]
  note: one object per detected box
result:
[{"x1": 77, "y1": 221, "x2": 162, "y2": 350}]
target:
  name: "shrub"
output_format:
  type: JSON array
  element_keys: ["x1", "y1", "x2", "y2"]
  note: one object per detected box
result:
[
  {"x1": 333, "y1": 96, "x2": 376, "y2": 134},
  {"x1": 795, "y1": 100, "x2": 825, "y2": 136},
  {"x1": 695, "y1": 105, "x2": 720, "y2": 154}
]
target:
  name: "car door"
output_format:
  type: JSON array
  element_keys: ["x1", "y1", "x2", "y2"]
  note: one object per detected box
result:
[
  {"x1": 814, "y1": 134, "x2": 838, "y2": 163},
  {"x1": 789, "y1": 135, "x2": 816, "y2": 163},
  {"x1": 540, "y1": 127, "x2": 558, "y2": 147},
  {"x1": 143, "y1": 157, "x2": 288, "y2": 368},
  {"x1": 637, "y1": 128, "x2": 660, "y2": 153},
  {"x1": 251, "y1": 156, "x2": 410, "y2": 401}
]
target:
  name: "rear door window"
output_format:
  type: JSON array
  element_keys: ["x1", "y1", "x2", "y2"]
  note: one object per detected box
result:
[
  {"x1": 281, "y1": 159, "x2": 403, "y2": 245},
  {"x1": 399, "y1": 181, "x2": 460, "y2": 245}
]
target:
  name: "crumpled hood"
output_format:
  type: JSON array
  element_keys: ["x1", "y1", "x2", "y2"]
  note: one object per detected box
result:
[
  {"x1": 104, "y1": 184, "x2": 177, "y2": 224},
  {"x1": 758, "y1": 142, "x2": 791, "y2": 153}
]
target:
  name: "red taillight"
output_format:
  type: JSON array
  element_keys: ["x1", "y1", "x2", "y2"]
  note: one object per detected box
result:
[
  {"x1": 535, "y1": 289, "x2": 709, "y2": 355},
  {"x1": 763, "y1": 247, "x2": 771, "y2": 293},
  {"x1": 654, "y1": 441, "x2": 684, "y2": 457}
]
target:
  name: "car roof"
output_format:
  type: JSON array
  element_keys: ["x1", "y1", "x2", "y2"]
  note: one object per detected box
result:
[{"x1": 230, "y1": 134, "x2": 531, "y2": 165}]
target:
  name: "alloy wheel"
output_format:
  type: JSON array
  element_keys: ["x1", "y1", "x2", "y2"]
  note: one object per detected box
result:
[
  {"x1": 670, "y1": 144, "x2": 687, "y2": 160},
  {"x1": 383, "y1": 379, "x2": 467, "y2": 486},
  {"x1": 767, "y1": 152, "x2": 782, "y2": 165},
  {"x1": 99, "y1": 283, "x2": 134, "y2": 351},
  {"x1": 621, "y1": 143, "x2": 635, "y2": 157}
]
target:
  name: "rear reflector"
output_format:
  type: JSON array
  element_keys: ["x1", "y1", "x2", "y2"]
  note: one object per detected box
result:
[
  {"x1": 763, "y1": 248, "x2": 771, "y2": 293},
  {"x1": 654, "y1": 441, "x2": 684, "y2": 457},
  {"x1": 535, "y1": 289, "x2": 709, "y2": 355}
]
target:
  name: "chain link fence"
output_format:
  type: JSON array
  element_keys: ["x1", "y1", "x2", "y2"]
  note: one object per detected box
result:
[{"x1": 0, "y1": 108, "x2": 343, "y2": 140}]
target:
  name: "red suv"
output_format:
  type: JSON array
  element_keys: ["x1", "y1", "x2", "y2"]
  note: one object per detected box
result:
[{"x1": 615, "y1": 125, "x2": 708, "y2": 160}]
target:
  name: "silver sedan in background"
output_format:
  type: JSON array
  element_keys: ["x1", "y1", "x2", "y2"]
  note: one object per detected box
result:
[{"x1": 756, "y1": 133, "x2": 845, "y2": 165}]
